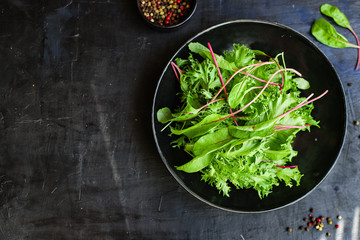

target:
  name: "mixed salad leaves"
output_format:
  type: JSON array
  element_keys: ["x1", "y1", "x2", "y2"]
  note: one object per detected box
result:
[{"x1": 157, "y1": 42, "x2": 327, "y2": 198}]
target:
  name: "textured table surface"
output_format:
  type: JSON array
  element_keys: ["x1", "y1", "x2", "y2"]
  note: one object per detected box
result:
[{"x1": 0, "y1": 0, "x2": 359, "y2": 239}]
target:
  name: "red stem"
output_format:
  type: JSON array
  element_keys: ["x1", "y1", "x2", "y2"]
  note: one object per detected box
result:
[
  {"x1": 274, "y1": 124, "x2": 310, "y2": 128},
  {"x1": 185, "y1": 98, "x2": 226, "y2": 114},
  {"x1": 232, "y1": 63, "x2": 281, "y2": 103},
  {"x1": 276, "y1": 165, "x2": 298, "y2": 169},
  {"x1": 337, "y1": 20, "x2": 360, "y2": 70},
  {"x1": 207, "y1": 42, "x2": 238, "y2": 126},
  {"x1": 200, "y1": 68, "x2": 309, "y2": 126},
  {"x1": 237, "y1": 70, "x2": 282, "y2": 86},
  {"x1": 210, "y1": 61, "x2": 276, "y2": 103},
  {"x1": 259, "y1": 52, "x2": 285, "y2": 91},
  {"x1": 348, "y1": 27, "x2": 360, "y2": 70},
  {"x1": 217, "y1": 68, "x2": 302, "y2": 121},
  {"x1": 207, "y1": 43, "x2": 228, "y2": 98},
  {"x1": 329, "y1": 34, "x2": 360, "y2": 48},
  {"x1": 276, "y1": 90, "x2": 328, "y2": 119},
  {"x1": 171, "y1": 61, "x2": 182, "y2": 83},
  {"x1": 273, "y1": 124, "x2": 310, "y2": 131}
]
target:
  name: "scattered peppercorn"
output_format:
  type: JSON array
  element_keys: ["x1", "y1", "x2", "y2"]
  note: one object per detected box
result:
[
  {"x1": 139, "y1": 0, "x2": 193, "y2": 27},
  {"x1": 293, "y1": 209, "x2": 342, "y2": 236}
]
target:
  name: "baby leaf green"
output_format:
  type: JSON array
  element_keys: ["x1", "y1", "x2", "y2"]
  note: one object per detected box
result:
[
  {"x1": 170, "y1": 114, "x2": 223, "y2": 138},
  {"x1": 311, "y1": 18, "x2": 351, "y2": 48},
  {"x1": 225, "y1": 138, "x2": 262, "y2": 157},
  {"x1": 176, "y1": 153, "x2": 214, "y2": 173},
  {"x1": 228, "y1": 82, "x2": 247, "y2": 109},
  {"x1": 318, "y1": 3, "x2": 360, "y2": 70},
  {"x1": 293, "y1": 78, "x2": 310, "y2": 90},
  {"x1": 320, "y1": 4, "x2": 351, "y2": 29},
  {"x1": 157, "y1": 107, "x2": 173, "y2": 124},
  {"x1": 193, "y1": 127, "x2": 233, "y2": 156},
  {"x1": 188, "y1": 42, "x2": 237, "y2": 71},
  {"x1": 228, "y1": 118, "x2": 278, "y2": 139}
]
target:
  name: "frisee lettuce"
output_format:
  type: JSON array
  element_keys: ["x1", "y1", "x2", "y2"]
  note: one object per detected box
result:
[{"x1": 157, "y1": 42, "x2": 327, "y2": 198}]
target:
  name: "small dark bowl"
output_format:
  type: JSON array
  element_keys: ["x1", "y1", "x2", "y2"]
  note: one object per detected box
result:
[
  {"x1": 137, "y1": 0, "x2": 197, "y2": 30},
  {"x1": 152, "y1": 20, "x2": 347, "y2": 212}
]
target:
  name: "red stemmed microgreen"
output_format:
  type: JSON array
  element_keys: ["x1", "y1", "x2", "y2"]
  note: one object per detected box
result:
[
  {"x1": 185, "y1": 98, "x2": 226, "y2": 114},
  {"x1": 255, "y1": 52, "x2": 285, "y2": 91},
  {"x1": 231, "y1": 61, "x2": 281, "y2": 107},
  {"x1": 236, "y1": 70, "x2": 282, "y2": 86},
  {"x1": 276, "y1": 165, "x2": 298, "y2": 169},
  {"x1": 171, "y1": 61, "x2": 182, "y2": 82},
  {"x1": 262, "y1": 160, "x2": 298, "y2": 169},
  {"x1": 276, "y1": 90, "x2": 328, "y2": 119},
  {"x1": 207, "y1": 43, "x2": 228, "y2": 97},
  {"x1": 211, "y1": 68, "x2": 302, "y2": 122},
  {"x1": 273, "y1": 124, "x2": 311, "y2": 131},
  {"x1": 207, "y1": 42, "x2": 238, "y2": 126},
  {"x1": 210, "y1": 61, "x2": 276, "y2": 103}
]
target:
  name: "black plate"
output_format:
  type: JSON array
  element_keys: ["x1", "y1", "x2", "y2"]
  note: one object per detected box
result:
[{"x1": 152, "y1": 20, "x2": 347, "y2": 213}]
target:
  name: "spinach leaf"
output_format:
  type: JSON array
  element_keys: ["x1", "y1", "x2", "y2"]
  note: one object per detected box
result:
[
  {"x1": 312, "y1": 4, "x2": 360, "y2": 70},
  {"x1": 311, "y1": 18, "x2": 351, "y2": 48},
  {"x1": 176, "y1": 152, "x2": 214, "y2": 173},
  {"x1": 293, "y1": 78, "x2": 310, "y2": 90},
  {"x1": 170, "y1": 114, "x2": 223, "y2": 138},
  {"x1": 320, "y1": 4, "x2": 351, "y2": 29},
  {"x1": 192, "y1": 127, "x2": 233, "y2": 156},
  {"x1": 157, "y1": 107, "x2": 173, "y2": 124}
]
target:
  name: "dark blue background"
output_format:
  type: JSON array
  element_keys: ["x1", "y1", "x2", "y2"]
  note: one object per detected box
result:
[{"x1": 0, "y1": 0, "x2": 359, "y2": 239}]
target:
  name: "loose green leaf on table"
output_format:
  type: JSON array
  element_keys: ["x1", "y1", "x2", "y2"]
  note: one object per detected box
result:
[
  {"x1": 320, "y1": 4, "x2": 351, "y2": 29},
  {"x1": 311, "y1": 18, "x2": 352, "y2": 48},
  {"x1": 311, "y1": 4, "x2": 360, "y2": 70}
]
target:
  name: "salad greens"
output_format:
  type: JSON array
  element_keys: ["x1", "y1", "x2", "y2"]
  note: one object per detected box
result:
[
  {"x1": 157, "y1": 42, "x2": 327, "y2": 198},
  {"x1": 311, "y1": 4, "x2": 360, "y2": 70}
]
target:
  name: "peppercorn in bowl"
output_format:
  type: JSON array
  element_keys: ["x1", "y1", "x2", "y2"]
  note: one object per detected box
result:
[{"x1": 137, "y1": 0, "x2": 197, "y2": 29}]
